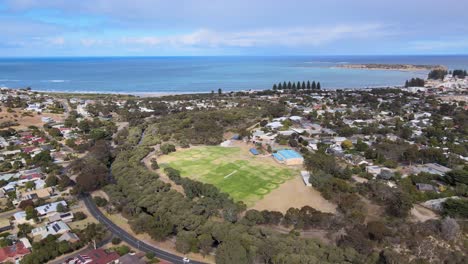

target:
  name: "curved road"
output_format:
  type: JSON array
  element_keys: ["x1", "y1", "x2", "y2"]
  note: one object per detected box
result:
[{"x1": 83, "y1": 195, "x2": 205, "y2": 264}]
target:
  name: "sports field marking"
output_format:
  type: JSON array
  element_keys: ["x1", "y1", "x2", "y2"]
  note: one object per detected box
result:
[
  {"x1": 224, "y1": 170, "x2": 237, "y2": 179},
  {"x1": 159, "y1": 146, "x2": 298, "y2": 206}
]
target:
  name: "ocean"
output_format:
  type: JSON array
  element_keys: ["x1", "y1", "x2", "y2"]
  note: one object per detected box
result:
[{"x1": 0, "y1": 55, "x2": 467, "y2": 94}]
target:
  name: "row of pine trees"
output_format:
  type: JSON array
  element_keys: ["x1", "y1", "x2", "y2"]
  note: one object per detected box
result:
[{"x1": 272, "y1": 80, "x2": 321, "y2": 91}]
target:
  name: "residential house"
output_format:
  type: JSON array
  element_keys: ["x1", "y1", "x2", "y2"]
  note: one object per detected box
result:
[
  {"x1": 64, "y1": 248, "x2": 120, "y2": 264},
  {"x1": 0, "y1": 241, "x2": 31, "y2": 263},
  {"x1": 35, "y1": 200, "x2": 67, "y2": 217},
  {"x1": 31, "y1": 221, "x2": 71, "y2": 239}
]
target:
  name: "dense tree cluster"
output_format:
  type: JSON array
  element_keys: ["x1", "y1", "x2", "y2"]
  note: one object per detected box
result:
[
  {"x1": 428, "y1": 69, "x2": 448, "y2": 80},
  {"x1": 451, "y1": 69, "x2": 467, "y2": 79},
  {"x1": 70, "y1": 140, "x2": 112, "y2": 193},
  {"x1": 404, "y1": 78, "x2": 425, "y2": 87},
  {"x1": 272, "y1": 80, "x2": 321, "y2": 91}
]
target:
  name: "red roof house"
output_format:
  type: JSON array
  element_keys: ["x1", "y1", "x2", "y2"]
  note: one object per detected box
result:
[{"x1": 0, "y1": 242, "x2": 31, "y2": 263}]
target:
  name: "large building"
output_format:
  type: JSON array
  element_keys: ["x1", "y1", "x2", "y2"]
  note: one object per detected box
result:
[{"x1": 273, "y1": 149, "x2": 304, "y2": 166}]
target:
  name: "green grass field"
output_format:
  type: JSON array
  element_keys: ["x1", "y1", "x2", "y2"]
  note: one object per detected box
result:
[{"x1": 159, "y1": 146, "x2": 297, "y2": 206}]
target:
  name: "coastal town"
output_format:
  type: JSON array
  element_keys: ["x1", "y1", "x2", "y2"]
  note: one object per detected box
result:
[{"x1": 0, "y1": 67, "x2": 466, "y2": 264}]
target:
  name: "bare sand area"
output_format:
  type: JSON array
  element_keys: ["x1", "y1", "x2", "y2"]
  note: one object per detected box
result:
[{"x1": 251, "y1": 175, "x2": 337, "y2": 214}]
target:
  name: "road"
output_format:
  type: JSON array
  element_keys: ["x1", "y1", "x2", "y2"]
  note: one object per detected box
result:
[{"x1": 83, "y1": 195, "x2": 205, "y2": 264}]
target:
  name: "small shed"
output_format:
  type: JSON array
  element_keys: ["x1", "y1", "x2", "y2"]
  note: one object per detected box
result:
[{"x1": 249, "y1": 148, "x2": 259, "y2": 155}]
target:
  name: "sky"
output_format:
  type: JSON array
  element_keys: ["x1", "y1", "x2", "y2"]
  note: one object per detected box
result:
[{"x1": 1, "y1": 0, "x2": 468, "y2": 57}]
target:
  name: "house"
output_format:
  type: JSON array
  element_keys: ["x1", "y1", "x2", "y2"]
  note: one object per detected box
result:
[
  {"x1": 25, "y1": 103, "x2": 41, "y2": 112},
  {"x1": 48, "y1": 212, "x2": 74, "y2": 223},
  {"x1": 0, "y1": 241, "x2": 31, "y2": 263},
  {"x1": 366, "y1": 165, "x2": 383, "y2": 177},
  {"x1": 35, "y1": 200, "x2": 67, "y2": 217},
  {"x1": 0, "y1": 218, "x2": 12, "y2": 232},
  {"x1": 301, "y1": 171, "x2": 311, "y2": 186},
  {"x1": 58, "y1": 232, "x2": 80, "y2": 243},
  {"x1": 64, "y1": 248, "x2": 120, "y2": 264},
  {"x1": 273, "y1": 149, "x2": 304, "y2": 166},
  {"x1": 32, "y1": 221, "x2": 71, "y2": 239},
  {"x1": 266, "y1": 121, "x2": 283, "y2": 130},
  {"x1": 413, "y1": 163, "x2": 451, "y2": 176},
  {"x1": 41, "y1": 116, "x2": 54, "y2": 123},
  {"x1": 117, "y1": 253, "x2": 146, "y2": 264},
  {"x1": 13, "y1": 211, "x2": 35, "y2": 225},
  {"x1": 416, "y1": 183, "x2": 438, "y2": 192}
]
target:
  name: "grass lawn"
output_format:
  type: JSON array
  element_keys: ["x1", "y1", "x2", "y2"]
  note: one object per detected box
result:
[{"x1": 159, "y1": 146, "x2": 298, "y2": 206}]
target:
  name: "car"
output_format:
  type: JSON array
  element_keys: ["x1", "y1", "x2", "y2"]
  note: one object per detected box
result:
[{"x1": 183, "y1": 257, "x2": 190, "y2": 263}]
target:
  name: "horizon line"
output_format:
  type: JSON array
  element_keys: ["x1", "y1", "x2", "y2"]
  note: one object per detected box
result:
[{"x1": 1, "y1": 54, "x2": 468, "y2": 59}]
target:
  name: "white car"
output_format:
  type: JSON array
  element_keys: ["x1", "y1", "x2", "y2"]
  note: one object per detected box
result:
[{"x1": 183, "y1": 257, "x2": 190, "y2": 263}]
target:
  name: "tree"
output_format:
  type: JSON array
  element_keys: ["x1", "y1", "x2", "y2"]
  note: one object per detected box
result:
[
  {"x1": 218, "y1": 88, "x2": 222, "y2": 95},
  {"x1": 160, "y1": 143, "x2": 176, "y2": 155},
  {"x1": 150, "y1": 158, "x2": 159, "y2": 170},
  {"x1": 24, "y1": 181, "x2": 35, "y2": 190},
  {"x1": 301, "y1": 81, "x2": 306, "y2": 90},
  {"x1": 25, "y1": 205, "x2": 38, "y2": 221},
  {"x1": 317, "y1": 82, "x2": 321, "y2": 90},
  {"x1": 272, "y1": 84, "x2": 277, "y2": 90},
  {"x1": 216, "y1": 240, "x2": 249, "y2": 264},
  {"x1": 112, "y1": 237, "x2": 122, "y2": 245},
  {"x1": 32, "y1": 151, "x2": 53, "y2": 167},
  {"x1": 312, "y1": 81, "x2": 316, "y2": 90},
  {"x1": 307, "y1": 81, "x2": 311, "y2": 89},
  {"x1": 94, "y1": 196, "x2": 108, "y2": 207},
  {"x1": 45, "y1": 175, "x2": 59, "y2": 187},
  {"x1": 445, "y1": 169, "x2": 468, "y2": 186},
  {"x1": 56, "y1": 203, "x2": 68, "y2": 213},
  {"x1": 175, "y1": 231, "x2": 197, "y2": 254},
  {"x1": 440, "y1": 217, "x2": 460, "y2": 241},
  {"x1": 341, "y1": 140, "x2": 353, "y2": 149},
  {"x1": 74, "y1": 211, "x2": 87, "y2": 220}
]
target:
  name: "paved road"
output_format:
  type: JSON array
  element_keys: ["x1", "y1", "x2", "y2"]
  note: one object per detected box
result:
[{"x1": 83, "y1": 195, "x2": 205, "y2": 264}]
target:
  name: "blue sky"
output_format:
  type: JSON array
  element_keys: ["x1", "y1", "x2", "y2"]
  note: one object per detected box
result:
[{"x1": 1, "y1": 0, "x2": 468, "y2": 57}]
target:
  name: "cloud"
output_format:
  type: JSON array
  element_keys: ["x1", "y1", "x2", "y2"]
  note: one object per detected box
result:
[
  {"x1": 48, "y1": 36, "x2": 65, "y2": 45},
  {"x1": 410, "y1": 39, "x2": 468, "y2": 51},
  {"x1": 120, "y1": 24, "x2": 387, "y2": 49}
]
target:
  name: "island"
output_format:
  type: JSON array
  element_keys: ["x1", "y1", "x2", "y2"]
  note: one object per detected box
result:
[{"x1": 336, "y1": 63, "x2": 447, "y2": 71}]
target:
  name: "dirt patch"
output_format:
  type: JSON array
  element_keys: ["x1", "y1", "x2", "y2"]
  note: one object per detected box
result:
[
  {"x1": 251, "y1": 175, "x2": 337, "y2": 214},
  {"x1": 0, "y1": 108, "x2": 64, "y2": 130},
  {"x1": 362, "y1": 197, "x2": 385, "y2": 223},
  {"x1": 410, "y1": 204, "x2": 439, "y2": 222}
]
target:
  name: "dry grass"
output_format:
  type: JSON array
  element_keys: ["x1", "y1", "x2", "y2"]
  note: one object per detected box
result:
[
  {"x1": 251, "y1": 175, "x2": 337, "y2": 214},
  {"x1": 0, "y1": 108, "x2": 65, "y2": 129}
]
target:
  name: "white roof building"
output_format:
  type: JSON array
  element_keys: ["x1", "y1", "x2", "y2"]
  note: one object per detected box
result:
[{"x1": 35, "y1": 201, "x2": 67, "y2": 216}]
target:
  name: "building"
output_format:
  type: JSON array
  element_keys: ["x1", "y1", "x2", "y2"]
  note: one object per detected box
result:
[
  {"x1": 48, "y1": 212, "x2": 74, "y2": 223},
  {"x1": 58, "y1": 232, "x2": 80, "y2": 243},
  {"x1": 64, "y1": 248, "x2": 120, "y2": 264},
  {"x1": 0, "y1": 218, "x2": 12, "y2": 232},
  {"x1": 13, "y1": 211, "x2": 35, "y2": 225},
  {"x1": 0, "y1": 241, "x2": 31, "y2": 263},
  {"x1": 35, "y1": 200, "x2": 67, "y2": 216},
  {"x1": 301, "y1": 171, "x2": 311, "y2": 186},
  {"x1": 273, "y1": 149, "x2": 304, "y2": 165},
  {"x1": 416, "y1": 183, "x2": 438, "y2": 192},
  {"x1": 249, "y1": 148, "x2": 259, "y2": 155},
  {"x1": 117, "y1": 253, "x2": 146, "y2": 264},
  {"x1": 32, "y1": 221, "x2": 71, "y2": 239},
  {"x1": 413, "y1": 163, "x2": 451, "y2": 176}
]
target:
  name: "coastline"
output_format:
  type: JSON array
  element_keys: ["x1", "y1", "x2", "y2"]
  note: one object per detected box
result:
[{"x1": 6, "y1": 85, "x2": 406, "y2": 98}]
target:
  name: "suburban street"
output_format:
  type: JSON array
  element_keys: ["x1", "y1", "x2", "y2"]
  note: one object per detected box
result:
[{"x1": 83, "y1": 195, "x2": 205, "y2": 264}]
